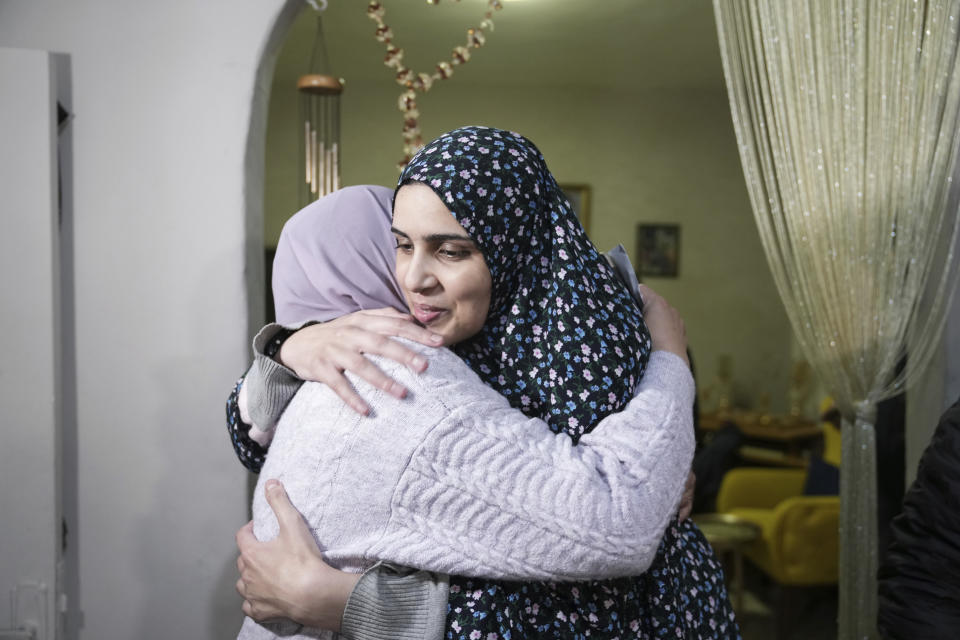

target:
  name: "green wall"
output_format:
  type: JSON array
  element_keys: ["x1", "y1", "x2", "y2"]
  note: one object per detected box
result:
[{"x1": 264, "y1": 61, "x2": 794, "y2": 414}]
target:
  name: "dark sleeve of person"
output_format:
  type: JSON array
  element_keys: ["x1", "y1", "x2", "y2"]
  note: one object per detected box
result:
[
  {"x1": 225, "y1": 374, "x2": 268, "y2": 473},
  {"x1": 877, "y1": 396, "x2": 960, "y2": 639},
  {"x1": 223, "y1": 326, "x2": 298, "y2": 473}
]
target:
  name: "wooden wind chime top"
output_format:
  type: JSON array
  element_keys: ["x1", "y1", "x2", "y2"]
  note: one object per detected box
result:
[
  {"x1": 366, "y1": 0, "x2": 504, "y2": 168},
  {"x1": 297, "y1": 74, "x2": 344, "y2": 96}
]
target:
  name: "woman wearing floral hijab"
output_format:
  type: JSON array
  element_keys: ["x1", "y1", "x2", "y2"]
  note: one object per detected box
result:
[
  {"x1": 394, "y1": 126, "x2": 736, "y2": 638},
  {"x1": 234, "y1": 130, "x2": 737, "y2": 639}
]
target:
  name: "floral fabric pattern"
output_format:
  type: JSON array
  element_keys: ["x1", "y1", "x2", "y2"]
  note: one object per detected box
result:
[
  {"x1": 445, "y1": 519, "x2": 739, "y2": 639},
  {"x1": 401, "y1": 127, "x2": 738, "y2": 639},
  {"x1": 398, "y1": 126, "x2": 651, "y2": 442}
]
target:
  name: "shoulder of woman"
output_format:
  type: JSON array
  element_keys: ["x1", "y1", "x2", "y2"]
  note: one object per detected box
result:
[{"x1": 379, "y1": 338, "x2": 510, "y2": 406}]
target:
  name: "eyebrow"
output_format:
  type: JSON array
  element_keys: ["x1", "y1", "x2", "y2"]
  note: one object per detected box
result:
[{"x1": 390, "y1": 227, "x2": 476, "y2": 244}]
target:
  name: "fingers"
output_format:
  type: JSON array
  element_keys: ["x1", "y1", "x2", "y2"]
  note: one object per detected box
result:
[
  {"x1": 264, "y1": 480, "x2": 310, "y2": 541},
  {"x1": 236, "y1": 520, "x2": 256, "y2": 549},
  {"x1": 323, "y1": 370, "x2": 372, "y2": 416},
  {"x1": 340, "y1": 311, "x2": 443, "y2": 348},
  {"x1": 342, "y1": 331, "x2": 429, "y2": 375}
]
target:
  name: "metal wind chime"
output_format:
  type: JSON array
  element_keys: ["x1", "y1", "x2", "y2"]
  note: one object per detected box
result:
[{"x1": 299, "y1": 7, "x2": 343, "y2": 206}]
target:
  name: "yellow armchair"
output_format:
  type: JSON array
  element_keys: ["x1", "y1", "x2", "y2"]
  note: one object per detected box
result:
[{"x1": 716, "y1": 467, "x2": 839, "y2": 586}]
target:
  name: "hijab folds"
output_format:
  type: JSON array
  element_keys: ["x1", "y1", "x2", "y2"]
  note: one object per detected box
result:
[
  {"x1": 398, "y1": 126, "x2": 652, "y2": 441},
  {"x1": 272, "y1": 185, "x2": 406, "y2": 325}
]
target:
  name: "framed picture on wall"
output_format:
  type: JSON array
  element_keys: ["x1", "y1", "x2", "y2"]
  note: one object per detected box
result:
[
  {"x1": 635, "y1": 223, "x2": 680, "y2": 278},
  {"x1": 559, "y1": 183, "x2": 591, "y2": 232}
]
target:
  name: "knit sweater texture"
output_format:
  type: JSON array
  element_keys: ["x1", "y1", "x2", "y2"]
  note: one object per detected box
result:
[{"x1": 238, "y1": 342, "x2": 694, "y2": 640}]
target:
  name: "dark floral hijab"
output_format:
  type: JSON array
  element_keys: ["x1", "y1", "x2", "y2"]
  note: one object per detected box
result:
[{"x1": 398, "y1": 126, "x2": 651, "y2": 441}]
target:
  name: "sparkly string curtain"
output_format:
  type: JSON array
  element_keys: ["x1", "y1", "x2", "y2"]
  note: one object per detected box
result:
[{"x1": 712, "y1": 1, "x2": 960, "y2": 637}]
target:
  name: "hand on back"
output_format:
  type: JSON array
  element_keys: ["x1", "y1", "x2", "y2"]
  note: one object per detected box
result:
[
  {"x1": 637, "y1": 284, "x2": 689, "y2": 368},
  {"x1": 277, "y1": 307, "x2": 443, "y2": 415}
]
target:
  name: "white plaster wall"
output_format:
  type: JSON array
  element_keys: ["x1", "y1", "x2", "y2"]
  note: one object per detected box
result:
[{"x1": 0, "y1": 2, "x2": 297, "y2": 637}]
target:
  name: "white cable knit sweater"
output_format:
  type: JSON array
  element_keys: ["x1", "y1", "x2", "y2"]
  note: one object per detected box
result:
[{"x1": 238, "y1": 343, "x2": 695, "y2": 640}]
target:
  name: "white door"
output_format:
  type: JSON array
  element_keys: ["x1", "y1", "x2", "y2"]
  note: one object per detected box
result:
[{"x1": 0, "y1": 47, "x2": 63, "y2": 640}]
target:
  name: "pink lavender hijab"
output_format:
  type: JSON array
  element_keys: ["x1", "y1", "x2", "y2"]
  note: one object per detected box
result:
[{"x1": 271, "y1": 185, "x2": 406, "y2": 325}]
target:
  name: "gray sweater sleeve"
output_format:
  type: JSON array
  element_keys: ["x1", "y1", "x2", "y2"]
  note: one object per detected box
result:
[
  {"x1": 243, "y1": 323, "x2": 306, "y2": 433},
  {"x1": 340, "y1": 564, "x2": 449, "y2": 640}
]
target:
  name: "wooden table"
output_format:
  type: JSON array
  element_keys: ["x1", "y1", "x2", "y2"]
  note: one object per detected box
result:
[{"x1": 699, "y1": 410, "x2": 822, "y2": 468}]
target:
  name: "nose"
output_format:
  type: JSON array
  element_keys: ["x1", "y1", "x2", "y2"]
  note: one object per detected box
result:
[{"x1": 402, "y1": 251, "x2": 439, "y2": 293}]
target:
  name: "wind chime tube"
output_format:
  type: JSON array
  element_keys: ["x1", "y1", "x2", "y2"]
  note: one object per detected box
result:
[
  {"x1": 304, "y1": 120, "x2": 311, "y2": 187},
  {"x1": 332, "y1": 142, "x2": 340, "y2": 191},
  {"x1": 333, "y1": 92, "x2": 341, "y2": 190},
  {"x1": 310, "y1": 129, "x2": 318, "y2": 195}
]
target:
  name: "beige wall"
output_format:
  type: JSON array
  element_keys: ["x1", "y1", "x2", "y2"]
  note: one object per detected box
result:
[{"x1": 265, "y1": 76, "x2": 794, "y2": 411}]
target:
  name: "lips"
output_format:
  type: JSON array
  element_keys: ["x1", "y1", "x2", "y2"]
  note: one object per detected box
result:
[{"x1": 412, "y1": 303, "x2": 446, "y2": 325}]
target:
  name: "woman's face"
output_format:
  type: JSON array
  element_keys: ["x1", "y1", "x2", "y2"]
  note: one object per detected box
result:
[{"x1": 392, "y1": 183, "x2": 492, "y2": 346}]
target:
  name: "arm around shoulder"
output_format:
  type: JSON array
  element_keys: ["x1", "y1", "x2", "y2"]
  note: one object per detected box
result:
[{"x1": 362, "y1": 342, "x2": 695, "y2": 581}]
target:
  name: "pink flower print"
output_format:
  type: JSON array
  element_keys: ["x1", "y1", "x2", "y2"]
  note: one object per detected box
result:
[
  {"x1": 472, "y1": 590, "x2": 483, "y2": 600},
  {"x1": 584, "y1": 370, "x2": 593, "y2": 381},
  {"x1": 540, "y1": 257, "x2": 549, "y2": 267},
  {"x1": 506, "y1": 323, "x2": 515, "y2": 334},
  {"x1": 531, "y1": 603, "x2": 540, "y2": 615},
  {"x1": 549, "y1": 368, "x2": 557, "y2": 380},
  {"x1": 450, "y1": 584, "x2": 461, "y2": 593},
  {"x1": 459, "y1": 170, "x2": 471, "y2": 179},
  {"x1": 581, "y1": 344, "x2": 591, "y2": 356},
  {"x1": 504, "y1": 186, "x2": 513, "y2": 197},
  {"x1": 533, "y1": 348, "x2": 543, "y2": 359},
  {"x1": 478, "y1": 187, "x2": 487, "y2": 197},
  {"x1": 479, "y1": 146, "x2": 489, "y2": 154},
  {"x1": 486, "y1": 634, "x2": 499, "y2": 640},
  {"x1": 532, "y1": 325, "x2": 543, "y2": 335},
  {"x1": 615, "y1": 346, "x2": 623, "y2": 357},
  {"x1": 571, "y1": 587, "x2": 580, "y2": 598},
  {"x1": 511, "y1": 304, "x2": 520, "y2": 314},
  {"x1": 555, "y1": 226, "x2": 566, "y2": 237},
  {"x1": 442, "y1": 151, "x2": 451, "y2": 160},
  {"x1": 470, "y1": 631, "x2": 482, "y2": 640},
  {"x1": 452, "y1": 621, "x2": 462, "y2": 633},
  {"x1": 430, "y1": 178, "x2": 441, "y2": 188},
  {"x1": 568, "y1": 416, "x2": 579, "y2": 428},
  {"x1": 558, "y1": 249, "x2": 568, "y2": 260},
  {"x1": 558, "y1": 268, "x2": 567, "y2": 279},
  {"x1": 509, "y1": 147, "x2": 520, "y2": 156},
  {"x1": 608, "y1": 392, "x2": 617, "y2": 403},
  {"x1": 556, "y1": 611, "x2": 567, "y2": 622},
  {"x1": 493, "y1": 160, "x2": 500, "y2": 170},
  {"x1": 520, "y1": 394, "x2": 530, "y2": 406},
  {"x1": 604, "y1": 284, "x2": 614, "y2": 294},
  {"x1": 614, "y1": 366, "x2": 623, "y2": 376},
  {"x1": 588, "y1": 612, "x2": 599, "y2": 623},
  {"x1": 630, "y1": 620, "x2": 640, "y2": 631},
  {"x1": 587, "y1": 317, "x2": 596, "y2": 327},
  {"x1": 579, "y1": 390, "x2": 589, "y2": 401}
]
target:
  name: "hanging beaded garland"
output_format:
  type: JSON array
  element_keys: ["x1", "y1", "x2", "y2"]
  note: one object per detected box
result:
[{"x1": 366, "y1": 0, "x2": 503, "y2": 168}]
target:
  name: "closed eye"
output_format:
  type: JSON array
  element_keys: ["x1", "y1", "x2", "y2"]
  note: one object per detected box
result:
[{"x1": 438, "y1": 245, "x2": 473, "y2": 259}]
